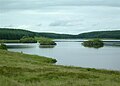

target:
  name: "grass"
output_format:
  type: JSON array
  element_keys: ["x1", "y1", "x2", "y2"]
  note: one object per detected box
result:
[{"x1": 0, "y1": 49, "x2": 120, "y2": 86}]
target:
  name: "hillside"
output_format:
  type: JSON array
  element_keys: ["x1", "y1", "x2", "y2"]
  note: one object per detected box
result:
[
  {"x1": 0, "y1": 49, "x2": 120, "y2": 86},
  {"x1": 78, "y1": 30, "x2": 120, "y2": 39},
  {"x1": 0, "y1": 28, "x2": 120, "y2": 39},
  {"x1": 0, "y1": 28, "x2": 36, "y2": 40},
  {"x1": 0, "y1": 28, "x2": 76, "y2": 40}
]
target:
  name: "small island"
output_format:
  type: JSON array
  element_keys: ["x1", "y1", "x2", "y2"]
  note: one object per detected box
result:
[
  {"x1": 39, "y1": 37, "x2": 57, "y2": 45},
  {"x1": 82, "y1": 39, "x2": 104, "y2": 48},
  {"x1": 20, "y1": 36, "x2": 37, "y2": 43}
]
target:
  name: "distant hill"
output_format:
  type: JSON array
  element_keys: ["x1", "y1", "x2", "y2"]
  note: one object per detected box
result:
[
  {"x1": 0, "y1": 28, "x2": 120, "y2": 40},
  {"x1": 0, "y1": 28, "x2": 76, "y2": 40},
  {"x1": 0, "y1": 28, "x2": 36, "y2": 40},
  {"x1": 78, "y1": 30, "x2": 120, "y2": 39}
]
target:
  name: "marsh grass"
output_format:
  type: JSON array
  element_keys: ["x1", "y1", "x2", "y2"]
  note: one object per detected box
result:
[{"x1": 0, "y1": 50, "x2": 120, "y2": 86}]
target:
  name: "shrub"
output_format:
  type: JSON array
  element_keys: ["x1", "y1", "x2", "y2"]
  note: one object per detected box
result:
[
  {"x1": 0, "y1": 43, "x2": 7, "y2": 50},
  {"x1": 20, "y1": 36, "x2": 37, "y2": 43},
  {"x1": 39, "y1": 37, "x2": 56, "y2": 45}
]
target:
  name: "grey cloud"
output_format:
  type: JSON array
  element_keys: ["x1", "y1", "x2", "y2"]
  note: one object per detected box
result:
[
  {"x1": 37, "y1": 24, "x2": 42, "y2": 26},
  {"x1": 49, "y1": 20, "x2": 83, "y2": 27},
  {"x1": 0, "y1": 0, "x2": 120, "y2": 12},
  {"x1": 1, "y1": 24, "x2": 14, "y2": 28},
  {"x1": 49, "y1": 21, "x2": 68, "y2": 26},
  {"x1": 4, "y1": 25, "x2": 14, "y2": 27}
]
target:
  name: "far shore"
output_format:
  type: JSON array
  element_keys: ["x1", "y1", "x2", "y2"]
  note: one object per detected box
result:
[{"x1": 1, "y1": 39, "x2": 120, "y2": 43}]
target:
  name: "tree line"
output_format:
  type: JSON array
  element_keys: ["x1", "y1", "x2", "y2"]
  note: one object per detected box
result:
[
  {"x1": 78, "y1": 30, "x2": 120, "y2": 39},
  {"x1": 0, "y1": 28, "x2": 120, "y2": 40},
  {"x1": 0, "y1": 28, "x2": 35, "y2": 40}
]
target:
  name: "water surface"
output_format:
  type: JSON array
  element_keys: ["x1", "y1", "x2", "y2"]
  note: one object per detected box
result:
[{"x1": 7, "y1": 40, "x2": 120, "y2": 70}]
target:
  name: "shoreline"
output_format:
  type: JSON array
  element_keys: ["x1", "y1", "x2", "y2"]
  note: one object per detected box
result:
[
  {"x1": 6, "y1": 42, "x2": 120, "y2": 71},
  {"x1": 1, "y1": 39, "x2": 120, "y2": 43},
  {"x1": 0, "y1": 49, "x2": 120, "y2": 86},
  {"x1": 1, "y1": 49, "x2": 120, "y2": 72},
  {"x1": 7, "y1": 49, "x2": 120, "y2": 71}
]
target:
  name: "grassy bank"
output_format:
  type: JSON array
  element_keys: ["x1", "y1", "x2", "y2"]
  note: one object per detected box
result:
[
  {"x1": 0, "y1": 38, "x2": 37, "y2": 43},
  {"x1": 0, "y1": 40, "x2": 20, "y2": 43},
  {"x1": 0, "y1": 50, "x2": 120, "y2": 86}
]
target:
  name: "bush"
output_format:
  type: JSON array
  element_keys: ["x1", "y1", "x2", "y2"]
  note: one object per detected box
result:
[
  {"x1": 82, "y1": 39, "x2": 104, "y2": 48},
  {"x1": 39, "y1": 37, "x2": 56, "y2": 45},
  {"x1": 20, "y1": 36, "x2": 37, "y2": 43},
  {"x1": 0, "y1": 43, "x2": 7, "y2": 50}
]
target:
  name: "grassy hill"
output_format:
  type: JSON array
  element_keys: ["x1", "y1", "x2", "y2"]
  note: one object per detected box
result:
[{"x1": 0, "y1": 49, "x2": 120, "y2": 86}]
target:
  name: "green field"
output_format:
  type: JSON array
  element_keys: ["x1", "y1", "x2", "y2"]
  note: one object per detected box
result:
[{"x1": 0, "y1": 49, "x2": 120, "y2": 86}]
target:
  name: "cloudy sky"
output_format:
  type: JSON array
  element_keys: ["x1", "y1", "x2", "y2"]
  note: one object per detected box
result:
[{"x1": 0, "y1": 0, "x2": 120, "y2": 34}]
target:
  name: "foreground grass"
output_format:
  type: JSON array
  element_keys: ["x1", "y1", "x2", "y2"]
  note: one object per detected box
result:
[{"x1": 0, "y1": 50, "x2": 120, "y2": 86}]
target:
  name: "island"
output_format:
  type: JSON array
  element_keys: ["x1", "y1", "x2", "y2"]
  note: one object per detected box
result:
[
  {"x1": 82, "y1": 39, "x2": 104, "y2": 48},
  {"x1": 39, "y1": 37, "x2": 57, "y2": 45}
]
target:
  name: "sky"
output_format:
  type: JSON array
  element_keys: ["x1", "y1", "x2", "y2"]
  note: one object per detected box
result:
[{"x1": 0, "y1": 0, "x2": 120, "y2": 34}]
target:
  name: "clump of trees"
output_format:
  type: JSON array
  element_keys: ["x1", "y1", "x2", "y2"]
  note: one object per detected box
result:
[
  {"x1": 20, "y1": 36, "x2": 37, "y2": 43},
  {"x1": 82, "y1": 39, "x2": 104, "y2": 48},
  {"x1": 0, "y1": 43, "x2": 7, "y2": 50},
  {"x1": 39, "y1": 37, "x2": 56, "y2": 45}
]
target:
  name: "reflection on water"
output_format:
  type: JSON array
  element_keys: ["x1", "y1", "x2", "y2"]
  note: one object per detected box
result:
[
  {"x1": 104, "y1": 42, "x2": 120, "y2": 47},
  {"x1": 82, "y1": 45, "x2": 104, "y2": 49},
  {"x1": 7, "y1": 40, "x2": 120, "y2": 70},
  {"x1": 39, "y1": 45, "x2": 56, "y2": 48}
]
